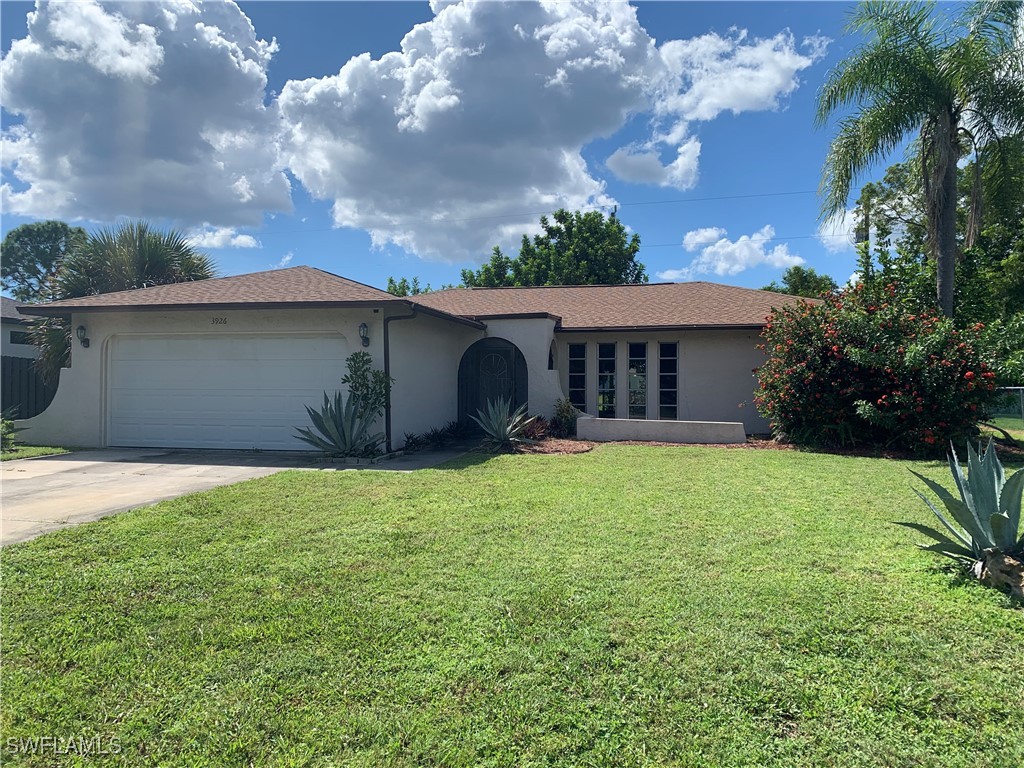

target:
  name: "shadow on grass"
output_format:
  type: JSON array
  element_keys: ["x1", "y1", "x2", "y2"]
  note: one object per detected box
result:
[{"x1": 933, "y1": 561, "x2": 1024, "y2": 609}]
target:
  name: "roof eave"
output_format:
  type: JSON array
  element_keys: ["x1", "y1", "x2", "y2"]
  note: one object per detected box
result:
[
  {"x1": 19, "y1": 299, "x2": 402, "y2": 318},
  {"x1": 556, "y1": 323, "x2": 766, "y2": 333},
  {"x1": 406, "y1": 303, "x2": 486, "y2": 329},
  {"x1": 19, "y1": 298, "x2": 489, "y2": 330}
]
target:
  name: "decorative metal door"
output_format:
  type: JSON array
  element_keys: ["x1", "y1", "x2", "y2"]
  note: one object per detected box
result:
[{"x1": 458, "y1": 338, "x2": 528, "y2": 426}]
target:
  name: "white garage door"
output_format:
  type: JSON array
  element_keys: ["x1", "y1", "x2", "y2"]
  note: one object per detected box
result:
[{"x1": 108, "y1": 333, "x2": 348, "y2": 450}]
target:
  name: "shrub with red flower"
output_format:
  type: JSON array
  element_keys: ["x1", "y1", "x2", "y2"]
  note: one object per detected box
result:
[{"x1": 753, "y1": 282, "x2": 1000, "y2": 454}]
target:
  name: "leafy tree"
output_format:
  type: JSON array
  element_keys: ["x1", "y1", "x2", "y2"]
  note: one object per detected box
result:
[
  {"x1": 762, "y1": 266, "x2": 839, "y2": 298},
  {"x1": 461, "y1": 209, "x2": 646, "y2": 287},
  {"x1": 30, "y1": 221, "x2": 216, "y2": 384},
  {"x1": 817, "y1": 0, "x2": 1024, "y2": 317},
  {"x1": 386, "y1": 276, "x2": 431, "y2": 296},
  {"x1": 0, "y1": 220, "x2": 87, "y2": 302},
  {"x1": 852, "y1": 153, "x2": 1024, "y2": 325}
]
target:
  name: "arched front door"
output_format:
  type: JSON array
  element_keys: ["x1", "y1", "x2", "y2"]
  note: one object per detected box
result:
[{"x1": 458, "y1": 338, "x2": 528, "y2": 425}]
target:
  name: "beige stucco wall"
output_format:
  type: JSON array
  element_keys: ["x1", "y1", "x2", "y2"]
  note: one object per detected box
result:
[
  {"x1": 576, "y1": 414, "x2": 746, "y2": 443},
  {"x1": 556, "y1": 329, "x2": 769, "y2": 434},
  {"x1": 479, "y1": 317, "x2": 563, "y2": 420},
  {"x1": 387, "y1": 308, "x2": 483, "y2": 446},
  {"x1": 16, "y1": 307, "x2": 397, "y2": 448}
]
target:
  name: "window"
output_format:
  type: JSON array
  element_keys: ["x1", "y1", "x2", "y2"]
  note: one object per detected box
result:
[
  {"x1": 628, "y1": 342, "x2": 647, "y2": 419},
  {"x1": 548, "y1": 340, "x2": 556, "y2": 371},
  {"x1": 598, "y1": 342, "x2": 616, "y2": 418},
  {"x1": 9, "y1": 331, "x2": 32, "y2": 346},
  {"x1": 568, "y1": 343, "x2": 586, "y2": 411},
  {"x1": 659, "y1": 342, "x2": 678, "y2": 419}
]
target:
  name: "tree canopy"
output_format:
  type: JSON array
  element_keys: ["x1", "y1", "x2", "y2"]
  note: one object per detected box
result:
[
  {"x1": 817, "y1": 0, "x2": 1024, "y2": 317},
  {"x1": 762, "y1": 266, "x2": 839, "y2": 298},
  {"x1": 30, "y1": 221, "x2": 216, "y2": 384},
  {"x1": 461, "y1": 209, "x2": 646, "y2": 287},
  {"x1": 1, "y1": 220, "x2": 87, "y2": 302},
  {"x1": 385, "y1": 276, "x2": 431, "y2": 296}
]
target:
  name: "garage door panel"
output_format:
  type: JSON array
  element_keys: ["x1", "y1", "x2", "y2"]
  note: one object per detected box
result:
[{"x1": 108, "y1": 334, "x2": 348, "y2": 450}]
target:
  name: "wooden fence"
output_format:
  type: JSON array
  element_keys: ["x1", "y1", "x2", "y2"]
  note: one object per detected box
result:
[{"x1": 1, "y1": 356, "x2": 57, "y2": 419}]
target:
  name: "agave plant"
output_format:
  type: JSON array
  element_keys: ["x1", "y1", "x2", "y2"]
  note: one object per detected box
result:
[
  {"x1": 899, "y1": 439, "x2": 1024, "y2": 565},
  {"x1": 470, "y1": 397, "x2": 537, "y2": 452},
  {"x1": 295, "y1": 391, "x2": 384, "y2": 458}
]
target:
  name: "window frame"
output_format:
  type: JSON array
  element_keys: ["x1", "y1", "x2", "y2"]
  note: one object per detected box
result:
[
  {"x1": 567, "y1": 342, "x2": 587, "y2": 413},
  {"x1": 627, "y1": 341, "x2": 648, "y2": 419},
  {"x1": 9, "y1": 330, "x2": 33, "y2": 346},
  {"x1": 597, "y1": 342, "x2": 616, "y2": 418},
  {"x1": 659, "y1": 341, "x2": 678, "y2": 420}
]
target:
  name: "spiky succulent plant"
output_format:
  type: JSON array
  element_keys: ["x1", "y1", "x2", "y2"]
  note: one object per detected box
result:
[
  {"x1": 899, "y1": 439, "x2": 1024, "y2": 564},
  {"x1": 295, "y1": 391, "x2": 384, "y2": 458},
  {"x1": 470, "y1": 397, "x2": 537, "y2": 453}
]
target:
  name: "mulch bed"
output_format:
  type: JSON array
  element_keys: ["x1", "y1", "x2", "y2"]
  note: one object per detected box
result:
[{"x1": 517, "y1": 438, "x2": 595, "y2": 454}]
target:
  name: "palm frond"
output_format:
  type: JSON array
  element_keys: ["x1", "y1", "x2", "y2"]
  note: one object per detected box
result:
[{"x1": 820, "y1": 100, "x2": 929, "y2": 219}]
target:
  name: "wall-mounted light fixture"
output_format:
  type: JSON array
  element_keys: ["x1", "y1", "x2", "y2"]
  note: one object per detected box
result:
[
  {"x1": 76, "y1": 325, "x2": 90, "y2": 349},
  {"x1": 358, "y1": 322, "x2": 370, "y2": 347}
]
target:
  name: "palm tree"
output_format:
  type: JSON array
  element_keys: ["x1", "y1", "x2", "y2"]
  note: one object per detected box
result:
[
  {"x1": 817, "y1": 0, "x2": 1024, "y2": 317},
  {"x1": 31, "y1": 221, "x2": 216, "y2": 383}
]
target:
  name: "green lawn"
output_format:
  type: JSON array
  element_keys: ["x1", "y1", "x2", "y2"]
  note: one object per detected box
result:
[
  {"x1": 0, "y1": 445, "x2": 70, "y2": 461},
  {"x1": 2, "y1": 446, "x2": 1021, "y2": 767},
  {"x1": 983, "y1": 415, "x2": 1024, "y2": 441}
]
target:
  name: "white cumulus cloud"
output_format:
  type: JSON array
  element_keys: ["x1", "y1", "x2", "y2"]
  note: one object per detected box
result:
[
  {"x1": 817, "y1": 208, "x2": 857, "y2": 253},
  {"x1": 1, "y1": 1, "x2": 831, "y2": 264},
  {"x1": 607, "y1": 27, "x2": 827, "y2": 190},
  {"x1": 279, "y1": 1, "x2": 829, "y2": 260},
  {"x1": 278, "y1": 0, "x2": 653, "y2": 261},
  {"x1": 606, "y1": 136, "x2": 701, "y2": 189},
  {"x1": 657, "y1": 224, "x2": 804, "y2": 280},
  {"x1": 187, "y1": 226, "x2": 261, "y2": 250},
  {"x1": 1, "y1": 0, "x2": 291, "y2": 226},
  {"x1": 271, "y1": 251, "x2": 293, "y2": 269},
  {"x1": 656, "y1": 29, "x2": 826, "y2": 122}
]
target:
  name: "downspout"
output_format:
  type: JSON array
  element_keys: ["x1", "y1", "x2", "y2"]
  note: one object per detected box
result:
[{"x1": 383, "y1": 304, "x2": 419, "y2": 452}]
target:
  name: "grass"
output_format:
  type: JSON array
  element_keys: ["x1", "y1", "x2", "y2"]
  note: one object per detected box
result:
[
  {"x1": 2, "y1": 446, "x2": 1022, "y2": 767},
  {"x1": 983, "y1": 415, "x2": 1024, "y2": 441},
  {"x1": 0, "y1": 444, "x2": 70, "y2": 461}
]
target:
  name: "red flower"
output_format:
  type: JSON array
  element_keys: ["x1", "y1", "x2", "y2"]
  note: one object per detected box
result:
[{"x1": 964, "y1": 371, "x2": 975, "y2": 380}]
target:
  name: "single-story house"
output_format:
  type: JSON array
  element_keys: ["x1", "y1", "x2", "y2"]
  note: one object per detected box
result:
[
  {"x1": 2, "y1": 295, "x2": 59, "y2": 419},
  {"x1": 1, "y1": 296, "x2": 38, "y2": 359},
  {"x1": 16, "y1": 266, "x2": 806, "y2": 450}
]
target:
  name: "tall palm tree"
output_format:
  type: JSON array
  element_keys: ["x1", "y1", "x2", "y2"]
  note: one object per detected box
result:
[
  {"x1": 817, "y1": 0, "x2": 1024, "y2": 317},
  {"x1": 31, "y1": 221, "x2": 216, "y2": 383}
]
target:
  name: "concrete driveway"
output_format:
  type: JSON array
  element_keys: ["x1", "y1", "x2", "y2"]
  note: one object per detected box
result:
[{"x1": 1, "y1": 449, "x2": 315, "y2": 547}]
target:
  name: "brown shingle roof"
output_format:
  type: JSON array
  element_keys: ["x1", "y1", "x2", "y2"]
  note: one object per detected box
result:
[
  {"x1": 20, "y1": 266, "x2": 403, "y2": 315},
  {"x1": 411, "y1": 282, "x2": 810, "y2": 330},
  {"x1": 1, "y1": 296, "x2": 30, "y2": 323}
]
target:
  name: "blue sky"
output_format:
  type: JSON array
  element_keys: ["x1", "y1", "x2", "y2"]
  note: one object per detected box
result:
[{"x1": 1, "y1": 1, "x2": 902, "y2": 294}]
